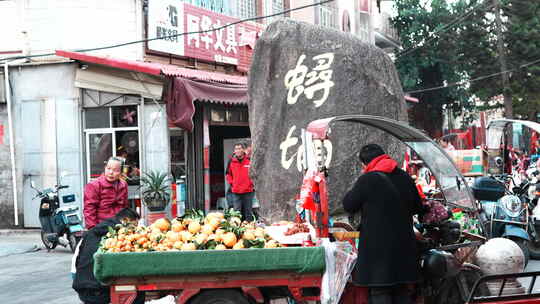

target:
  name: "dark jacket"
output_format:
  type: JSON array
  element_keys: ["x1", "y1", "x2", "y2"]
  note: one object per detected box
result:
[
  {"x1": 73, "y1": 217, "x2": 120, "y2": 292},
  {"x1": 226, "y1": 155, "x2": 254, "y2": 194},
  {"x1": 342, "y1": 168, "x2": 423, "y2": 286}
]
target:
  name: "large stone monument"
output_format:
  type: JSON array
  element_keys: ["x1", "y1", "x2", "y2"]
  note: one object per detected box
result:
[{"x1": 248, "y1": 19, "x2": 408, "y2": 224}]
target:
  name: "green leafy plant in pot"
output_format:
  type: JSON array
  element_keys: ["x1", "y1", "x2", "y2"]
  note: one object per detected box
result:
[{"x1": 139, "y1": 171, "x2": 172, "y2": 212}]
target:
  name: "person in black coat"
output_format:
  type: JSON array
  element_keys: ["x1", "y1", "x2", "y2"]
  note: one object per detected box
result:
[
  {"x1": 343, "y1": 144, "x2": 423, "y2": 304},
  {"x1": 72, "y1": 208, "x2": 144, "y2": 304}
]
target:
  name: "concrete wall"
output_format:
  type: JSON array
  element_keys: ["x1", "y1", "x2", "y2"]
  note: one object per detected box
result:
[
  {"x1": 0, "y1": 0, "x2": 144, "y2": 61},
  {"x1": 5, "y1": 62, "x2": 80, "y2": 228}
]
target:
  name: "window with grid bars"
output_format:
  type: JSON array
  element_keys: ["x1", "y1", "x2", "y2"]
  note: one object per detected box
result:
[
  {"x1": 265, "y1": 0, "x2": 284, "y2": 24},
  {"x1": 238, "y1": 0, "x2": 257, "y2": 19},
  {"x1": 272, "y1": 0, "x2": 284, "y2": 13},
  {"x1": 318, "y1": 4, "x2": 337, "y2": 29}
]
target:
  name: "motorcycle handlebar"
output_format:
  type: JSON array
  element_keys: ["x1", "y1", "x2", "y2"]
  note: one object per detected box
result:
[{"x1": 57, "y1": 185, "x2": 69, "y2": 190}]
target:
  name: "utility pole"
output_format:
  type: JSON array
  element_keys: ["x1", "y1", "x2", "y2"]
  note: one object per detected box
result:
[{"x1": 493, "y1": 0, "x2": 513, "y2": 118}]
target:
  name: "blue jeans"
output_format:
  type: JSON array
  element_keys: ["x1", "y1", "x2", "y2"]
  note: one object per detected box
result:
[{"x1": 231, "y1": 192, "x2": 255, "y2": 222}]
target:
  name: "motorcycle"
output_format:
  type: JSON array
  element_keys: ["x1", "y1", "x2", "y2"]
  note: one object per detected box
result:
[
  {"x1": 472, "y1": 174, "x2": 533, "y2": 265},
  {"x1": 520, "y1": 165, "x2": 540, "y2": 259},
  {"x1": 31, "y1": 180, "x2": 84, "y2": 252},
  {"x1": 414, "y1": 193, "x2": 488, "y2": 304}
]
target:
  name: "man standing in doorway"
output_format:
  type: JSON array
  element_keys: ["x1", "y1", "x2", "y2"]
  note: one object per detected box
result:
[{"x1": 226, "y1": 142, "x2": 255, "y2": 221}]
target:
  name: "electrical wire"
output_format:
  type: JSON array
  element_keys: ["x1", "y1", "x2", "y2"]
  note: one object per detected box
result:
[
  {"x1": 396, "y1": 0, "x2": 492, "y2": 59},
  {"x1": 404, "y1": 57, "x2": 540, "y2": 94},
  {"x1": 0, "y1": 0, "x2": 335, "y2": 64}
]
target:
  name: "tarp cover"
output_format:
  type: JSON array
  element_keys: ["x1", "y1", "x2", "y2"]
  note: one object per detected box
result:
[
  {"x1": 93, "y1": 247, "x2": 325, "y2": 283},
  {"x1": 248, "y1": 19, "x2": 408, "y2": 224},
  {"x1": 164, "y1": 77, "x2": 248, "y2": 131}
]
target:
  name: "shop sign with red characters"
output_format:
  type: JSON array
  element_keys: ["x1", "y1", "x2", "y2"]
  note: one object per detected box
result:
[{"x1": 147, "y1": 0, "x2": 263, "y2": 72}]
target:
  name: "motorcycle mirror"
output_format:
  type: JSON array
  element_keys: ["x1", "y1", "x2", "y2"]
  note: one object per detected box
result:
[{"x1": 30, "y1": 180, "x2": 36, "y2": 189}]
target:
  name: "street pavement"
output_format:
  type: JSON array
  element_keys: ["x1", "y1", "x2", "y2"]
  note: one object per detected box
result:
[
  {"x1": 2, "y1": 231, "x2": 540, "y2": 303},
  {"x1": 0, "y1": 232, "x2": 79, "y2": 304}
]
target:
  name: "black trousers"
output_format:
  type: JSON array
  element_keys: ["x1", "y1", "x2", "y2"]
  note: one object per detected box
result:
[
  {"x1": 78, "y1": 288, "x2": 145, "y2": 304},
  {"x1": 368, "y1": 285, "x2": 413, "y2": 304},
  {"x1": 77, "y1": 288, "x2": 109, "y2": 304}
]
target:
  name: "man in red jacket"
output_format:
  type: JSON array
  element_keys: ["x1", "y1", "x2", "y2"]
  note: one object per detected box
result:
[
  {"x1": 83, "y1": 157, "x2": 129, "y2": 229},
  {"x1": 226, "y1": 142, "x2": 255, "y2": 221}
]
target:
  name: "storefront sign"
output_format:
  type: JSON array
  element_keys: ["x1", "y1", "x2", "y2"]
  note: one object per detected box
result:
[{"x1": 148, "y1": 0, "x2": 263, "y2": 72}]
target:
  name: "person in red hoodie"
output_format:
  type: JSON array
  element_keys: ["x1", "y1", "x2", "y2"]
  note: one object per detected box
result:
[
  {"x1": 226, "y1": 142, "x2": 255, "y2": 221},
  {"x1": 83, "y1": 157, "x2": 129, "y2": 229},
  {"x1": 343, "y1": 144, "x2": 423, "y2": 304}
]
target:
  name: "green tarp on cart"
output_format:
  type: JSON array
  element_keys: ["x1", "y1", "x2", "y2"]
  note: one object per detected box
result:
[{"x1": 94, "y1": 247, "x2": 325, "y2": 284}]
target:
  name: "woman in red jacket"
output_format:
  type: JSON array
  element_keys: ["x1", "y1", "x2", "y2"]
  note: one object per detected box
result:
[{"x1": 83, "y1": 157, "x2": 129, "y2": 229}]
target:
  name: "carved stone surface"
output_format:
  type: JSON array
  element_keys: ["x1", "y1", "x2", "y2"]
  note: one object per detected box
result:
[{"x1": 248, "y1": 19, "x2": 408, "y2": 224}]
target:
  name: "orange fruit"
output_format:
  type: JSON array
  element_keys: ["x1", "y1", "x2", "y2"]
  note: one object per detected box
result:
[
  {"x1": 154, "y1": 218, "x2": 171, "y2": 232},
  {"x1": 188, "y1": 222, "x2": 201, "y2": 234},
  {"x1": 171, "y1": 222, "x2": 184, "y2": 232},
  {"x1": 166, "y1": 231, "x2": 181, "y2": 242},
  {"x1": 222, "y1": 232, "x2": 237, "y2": 248},
  {"x1": 181, "y1": 242, "x2": 197, "y2": 251}
]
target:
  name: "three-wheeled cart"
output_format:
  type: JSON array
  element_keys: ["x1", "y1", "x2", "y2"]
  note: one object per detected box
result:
[{"x1": 96, "y1": 115, "x2": 540, "y2": 304}]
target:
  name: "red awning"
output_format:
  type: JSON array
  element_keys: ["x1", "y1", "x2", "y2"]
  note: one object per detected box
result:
[
  {"x1": 55, "y1": 50, "x2": 247, "y2": 85},
  {"x1": 164, "y1": 77, "x2": 248, "y2": 131}
]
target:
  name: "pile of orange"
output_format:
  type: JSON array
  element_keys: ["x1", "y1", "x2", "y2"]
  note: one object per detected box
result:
[{"x1": 100, "y1": 211, "x2": 279, "y2": 253}]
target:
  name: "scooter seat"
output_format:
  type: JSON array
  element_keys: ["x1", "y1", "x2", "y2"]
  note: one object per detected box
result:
[{"x1": 55, "y1": 205, "x2": 79, "y2": 214}]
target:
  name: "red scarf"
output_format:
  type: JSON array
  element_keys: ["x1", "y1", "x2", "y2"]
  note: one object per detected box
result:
[{"x1": 363, "y1": 154, "x2": 398, "y2": 173}]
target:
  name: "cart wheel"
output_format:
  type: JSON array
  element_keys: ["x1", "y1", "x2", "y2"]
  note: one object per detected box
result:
[
  {"x1": 188, "y1": 289, "x2": 251, "y2": 304},
  {"x1": 41, "y1": 231, "x2": 58, "y2": 251}
]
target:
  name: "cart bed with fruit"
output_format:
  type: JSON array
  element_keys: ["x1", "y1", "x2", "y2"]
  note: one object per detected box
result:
[{"x1": 94, "y1": 210, "x2": 330, "y2": 304}]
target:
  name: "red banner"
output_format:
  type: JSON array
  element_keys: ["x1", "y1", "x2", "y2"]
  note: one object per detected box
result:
[{"x1": 148, "y1": 1, "x2": 264, "y2": 72}]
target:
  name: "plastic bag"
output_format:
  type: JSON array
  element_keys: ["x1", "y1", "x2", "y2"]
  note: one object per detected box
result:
[{"x1": 320, "y1": 239, "x2": 358, "y2": 304}]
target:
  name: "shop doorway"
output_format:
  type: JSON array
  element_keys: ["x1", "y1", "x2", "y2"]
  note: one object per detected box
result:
[{"x1": 209, "y1": 125, "x2": 250, "y2": 210}]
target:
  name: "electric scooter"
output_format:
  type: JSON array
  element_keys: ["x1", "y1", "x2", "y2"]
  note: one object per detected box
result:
[{"x1": 31, "y1": 180, "x2": 84, "y2": 252}]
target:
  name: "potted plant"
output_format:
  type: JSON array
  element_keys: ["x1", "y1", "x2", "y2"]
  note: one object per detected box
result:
[{"x1": 139, "y1": 171, "x2": 172, "y2": 223}]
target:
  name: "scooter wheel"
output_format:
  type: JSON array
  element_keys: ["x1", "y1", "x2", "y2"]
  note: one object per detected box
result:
[
  {"x1": 68, "y1": 234, "x2": 81, "y2": 253},
  {"x1": 508, "y1": 236, "x2": 530, "y2": 268},
  {"x1": 41, "y1": 231, "x2": 58, "y2": 250},
  {"x1": 527, "y1": 239, "x2": 540, "y2": 260}
]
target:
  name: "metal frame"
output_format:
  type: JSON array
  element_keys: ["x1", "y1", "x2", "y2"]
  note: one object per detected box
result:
[
  {"x1": 306, "y1": 114, "x2": 477, "y2": 210},
  {"x1": 468, "y1": 271, "x2": 540, "y2": 303},
  {"x1": 83, "y1": 105, "x2": 141, "y2": 183},
  {"x1": 107, "y1": 272, "x2": 322, "y2": 304}
]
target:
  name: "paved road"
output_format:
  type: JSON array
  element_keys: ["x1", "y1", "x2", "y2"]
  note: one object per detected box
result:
[
  {"x1": 0, "y1": 233, "x2": 79, "y2": 304},
  {"x1": 2, "y1": 232, "x2": 540, "y2": 303}
]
